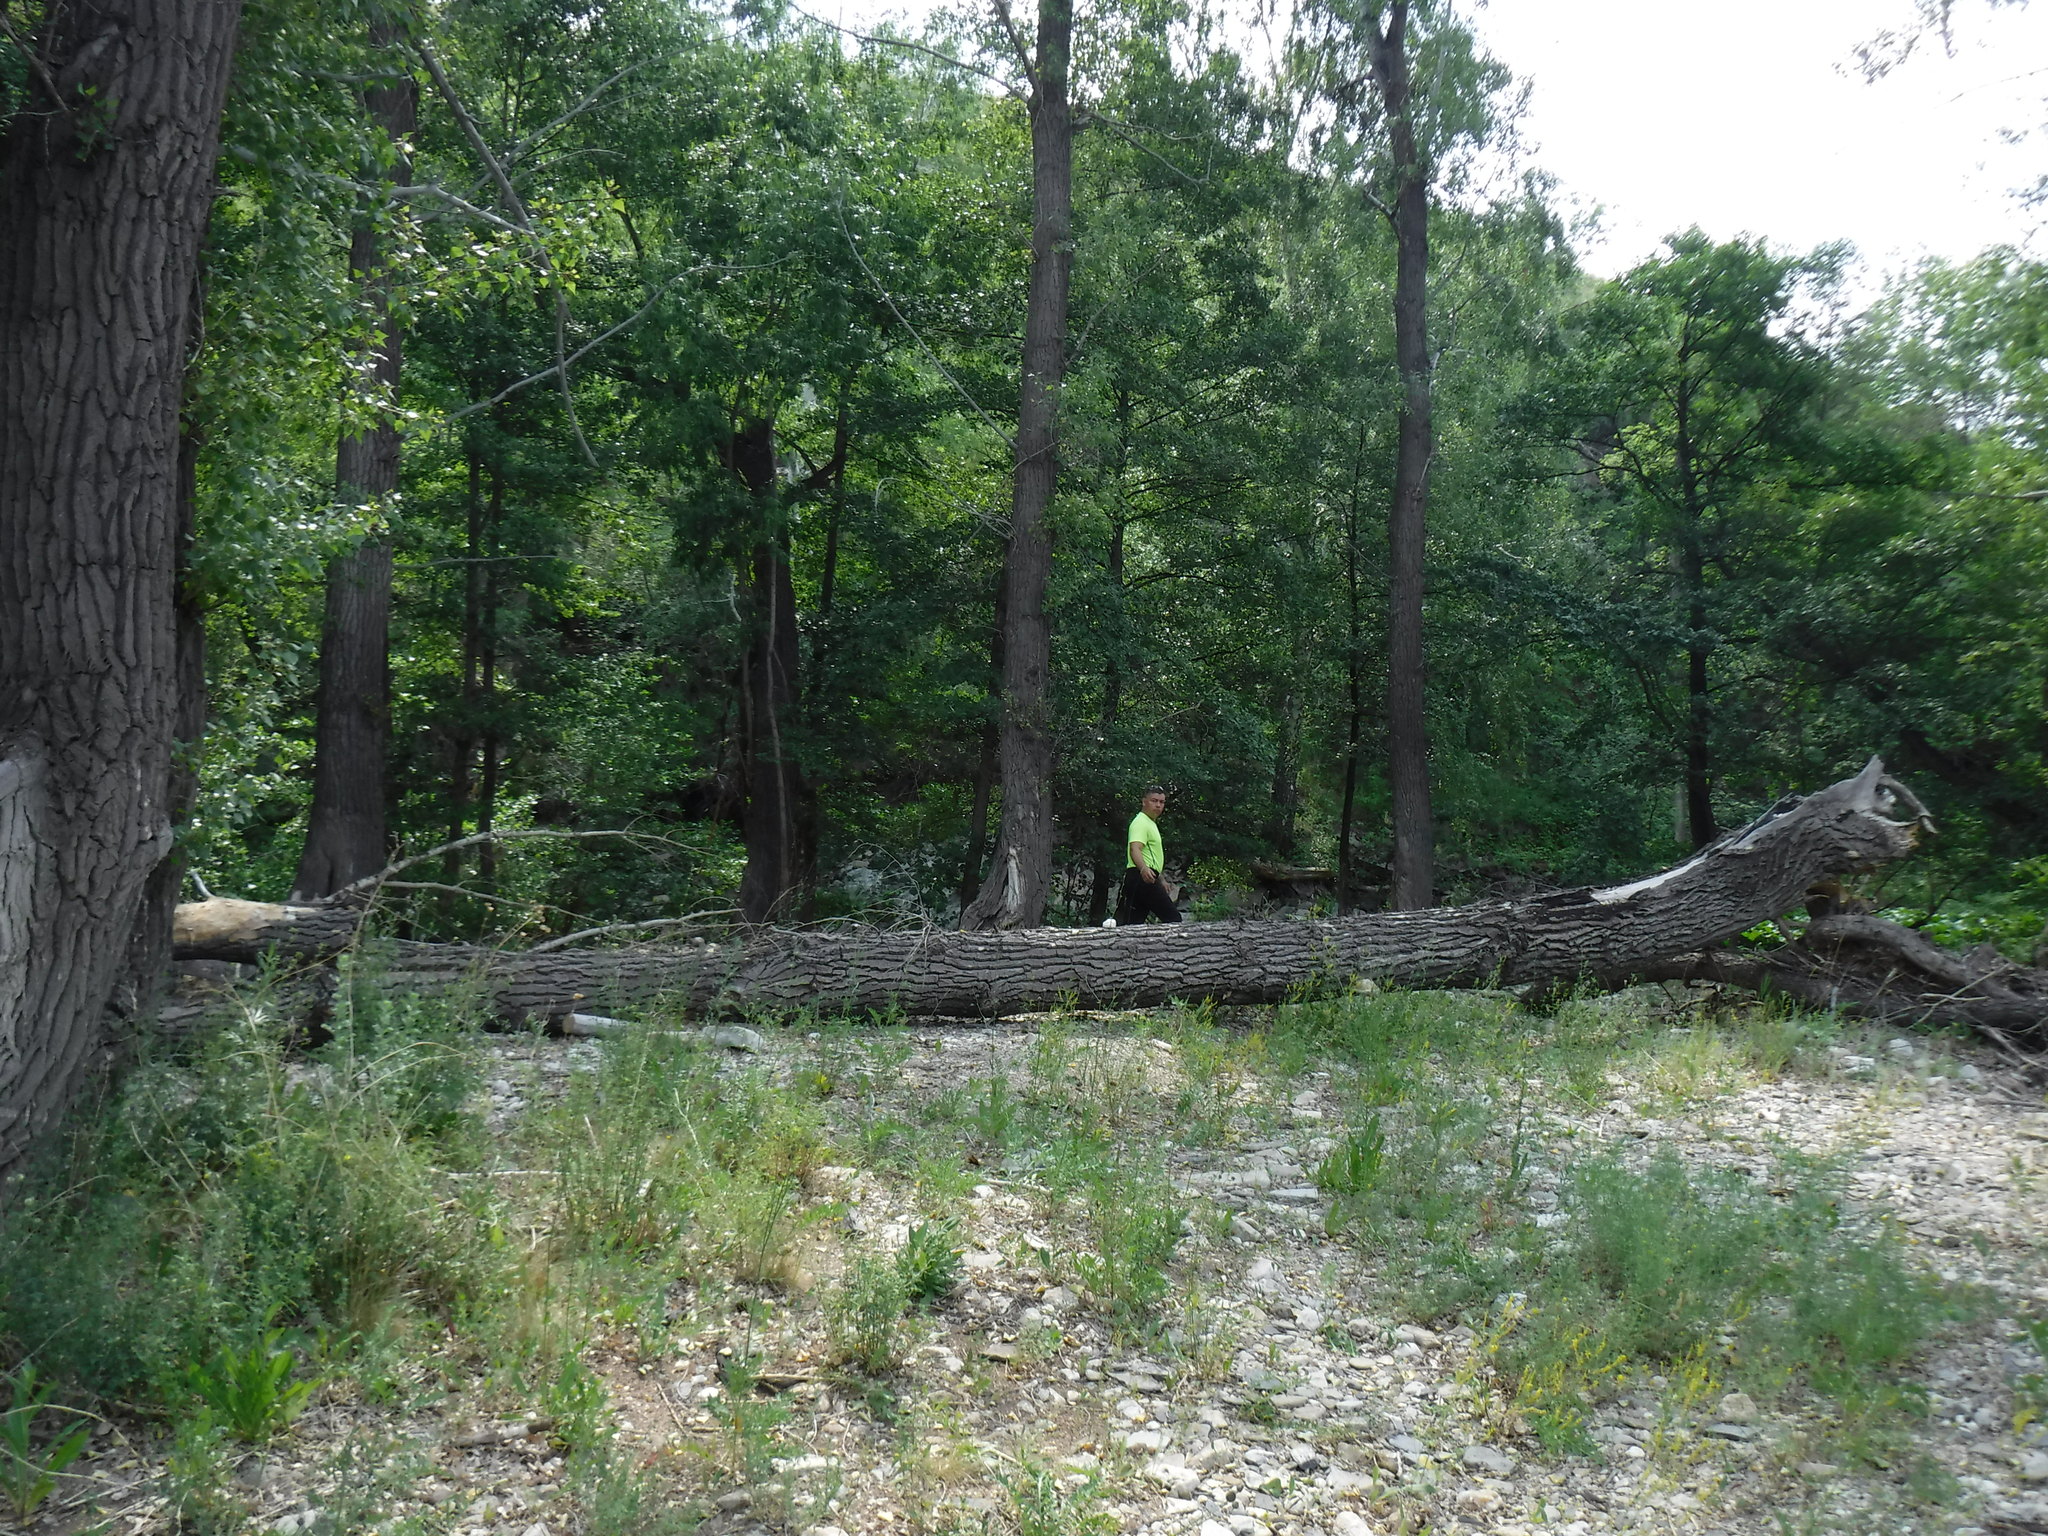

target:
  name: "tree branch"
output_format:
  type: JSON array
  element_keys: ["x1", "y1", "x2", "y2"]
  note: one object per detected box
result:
[
  {"x1": 414, "y1": 36, "x2": 599, "y2": 469},
  {"x1": 990, "y1": 0, "x2": 1041, "y2": 96}
]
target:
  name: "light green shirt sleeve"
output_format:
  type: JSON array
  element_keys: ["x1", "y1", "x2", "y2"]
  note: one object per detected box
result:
[{"x1": 1126, "y1": 811, "x2": 1164, "y2": 871}]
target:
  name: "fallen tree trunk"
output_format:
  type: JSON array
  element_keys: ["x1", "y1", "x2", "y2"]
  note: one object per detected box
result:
[{"x1": 166, "y1": 758, "x2": 2023, "y2": 1032}]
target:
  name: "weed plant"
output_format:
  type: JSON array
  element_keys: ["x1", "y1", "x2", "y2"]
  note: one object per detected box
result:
[
  {"x1": 898, "y1": 1219, "x2": 963, "y2": 1306},
  {"x1": 185, "y1": 1325, "x2": 317, "y2": 1442},
  {"x1": 826, "y1": 1255, "x2": 913, "y2": 1374},
  {"x1": 998, "y1": 1454, "x2": 1117, "y2": 1536},
  {"x1": 1072, "y1": 1159, "x2": 1184, "y2": 1334},
  {"x1": 0, "y1": 1365, "x2": 91, "y2": 1523}
]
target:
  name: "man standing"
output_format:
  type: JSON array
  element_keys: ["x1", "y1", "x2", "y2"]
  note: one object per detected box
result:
[{"x1": 1115, "y1": 785, "x2": 1182, "y2": 925}]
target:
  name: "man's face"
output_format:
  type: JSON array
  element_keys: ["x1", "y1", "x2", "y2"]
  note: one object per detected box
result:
[{"x1": 1143, "y1": 792, "x2": 1166, "y2": 818}]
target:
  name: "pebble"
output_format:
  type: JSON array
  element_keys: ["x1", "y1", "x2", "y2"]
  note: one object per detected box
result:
[
  {"x1": 272, "y1": 1515, "x2": 326, "y2": 1535},
  {"x1": 2017, "y1": 1449, "x2": 2048, "y2": 1482},
  {"x1": 1388, "y1": 1434, "x2": 1427, "y2": 1455}
]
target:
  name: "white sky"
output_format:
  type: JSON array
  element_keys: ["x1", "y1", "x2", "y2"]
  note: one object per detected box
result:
[
  {"x1": 821, "y1": 0, "x2": 2048, "y2": 292},
  {"x1": 1469, "y1": 0, "x2": 2048, "y2": 283}
]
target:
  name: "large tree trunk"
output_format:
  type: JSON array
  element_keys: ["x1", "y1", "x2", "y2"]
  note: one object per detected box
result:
[
  {"x1": 177, "y1": 763, "x2": 1982, "y2": 1034},
  {"x1": 732, "y1": 418, "x2": 815, "y2": 924},
  {"x1": 1369, "y1": 0, "x2": 1436, "y2": 911},
  {"x1": 962, "y1": 0, "x2": 1072, "y2": 932},
  {"x1": 0, "y1": 0, "x2": 244, "y2": 1174},
  {"x1": 292, "y1": 23, "x2": 415, "y2": 899}
]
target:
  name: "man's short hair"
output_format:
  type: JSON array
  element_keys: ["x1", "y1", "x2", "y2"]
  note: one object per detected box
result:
[{"x1": 1142, "y1": 784, "x2": 1166, "y2": 798}]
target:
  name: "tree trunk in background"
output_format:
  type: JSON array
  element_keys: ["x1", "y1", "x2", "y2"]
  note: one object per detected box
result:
[
  {"x1": 0, "y1": 0, "x2": 243, "y2": 1175},
  {"x1": 1089, "y1": 498, "x2": 1129, "y2": 926},
  {"x1": 962, "y1": 0, "x2": 1072, "y2": 932},
  {"x1": 1336, "y1": 424, "x2": 1368, "y2": 916},
  {"x1": 293, "y1": 24, "x2": 416, "y2": 899},
  {"x1": 1673, "y1": 373, "x2": 1718, "y2": 848},
  {"x1": 960, "y1": 580, "x2": 1005, "y2": 911},
  {"x1": 1266, "y1": 682, "x2": 1302, "y2": 862},
  {"x1": 733, "y1": 419, "x2": 815, "y2": 924},
  {"x1": 1368, "y1": 1, "x2": 1435, "y2": 911},
  {"x1": 120, "y1": 408, "x2": 213, "y2": 1024}
]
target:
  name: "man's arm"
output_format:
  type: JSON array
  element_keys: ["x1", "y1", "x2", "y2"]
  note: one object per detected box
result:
[{"x1": 1129, "y1": 839, "x2": 1156, "y2": 882}]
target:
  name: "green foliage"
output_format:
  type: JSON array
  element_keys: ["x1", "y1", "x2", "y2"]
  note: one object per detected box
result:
[
  {"x1": 544, "y1": 1356, "x2": 613, "y2": 1456},
  {"x1": 0, "y1": 1365, "x2": 92, "y2": 1524},
  {"x1": 1315, "y1": 1116, "x2": 1387, "y2": 1201},
  {"x1": 1487, "y1": 1150, "x2": 1948, "y2": 1447},
  {"x1": 186, "y1": 1327, "x2": 317, "y2": 1443},
  {"x1": 2011, "y1": 1314, "x2": 2048, "y2": 1433},
  {"x1": 163, "y1": 1412, "x2": 243, "y2": 1536},
  {"x1": 0, "y1": 984, "x2": 489, "y2": 1403}
]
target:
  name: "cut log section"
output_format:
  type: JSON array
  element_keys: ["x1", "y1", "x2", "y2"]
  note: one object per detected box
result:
[{"x1": 164, "y1": 758, "x2": 2024, "y2": 1035}]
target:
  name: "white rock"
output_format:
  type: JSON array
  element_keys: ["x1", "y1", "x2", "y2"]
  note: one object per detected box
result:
[
  {"x1": 1717, "y1": 1390, "x2": 1759, "y2": 1425},
  {"x1": 559, "y1": 1013, "x2": 629, "y2": 1037},
  {"x1": 704, "y1": 1024, "x2": 766, "y2": 1052},
  {"x1": 272, "y1": 1515, "x2": 326, "y2": 1535},
  {"x1": 1227, "y1": 1517, "x2": 1272, "y2": 1536},
  {"x1": 1332, "y1": 1515, "x2": 1377, "y2": 1536},
  {"x1": 2018, "y1": 1449, "x2": 2048, "y2": 1482}
]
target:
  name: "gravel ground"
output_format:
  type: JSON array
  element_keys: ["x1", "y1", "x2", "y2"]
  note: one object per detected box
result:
[{"x1": 37, "y1": 993, "x2": 2048, "y2": 1536}]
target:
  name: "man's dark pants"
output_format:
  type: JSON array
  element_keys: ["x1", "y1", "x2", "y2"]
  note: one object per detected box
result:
[{"x1": 1116, "y1": 867, "x2": 1182, "y2": 925}]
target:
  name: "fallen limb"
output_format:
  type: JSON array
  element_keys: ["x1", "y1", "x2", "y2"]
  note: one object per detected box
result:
[
  {"x1": 174, "y1": 758, "x2": 1960, "y2": 1026},
  {"x1": 1623, "y1": 911, "x2": 2048, "y2": 1038}
]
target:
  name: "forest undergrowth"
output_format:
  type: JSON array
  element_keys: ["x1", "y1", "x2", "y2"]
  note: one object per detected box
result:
[{"x1": 1, "y1": 966, "x2": 2037, "y2": 1535}]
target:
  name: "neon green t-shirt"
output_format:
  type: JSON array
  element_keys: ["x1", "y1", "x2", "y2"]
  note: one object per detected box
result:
[{"x1": 1126, "y1": 810, "x2": 1164, "y2": 872}]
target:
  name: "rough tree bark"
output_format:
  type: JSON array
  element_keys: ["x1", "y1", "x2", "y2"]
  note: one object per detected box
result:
[
  {"x1": 293, "y1": 20, "x2": 416, "y2": 899},
  {"x1": 731, "y1": 417, "x2": 816, "y2": 924},
  {"x1": 1366, "y1": 0, "x2": 1436, "y2": 911},
  {"x1": 962, "y1": 0, "x2": 1072, "y2": 932},
  {"x1": 172, "y1": 762, "x2": 2008, "y2": 1038},
  {"x1": 0, "y1": 0, "x2": 244, "y2": 1174}
]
